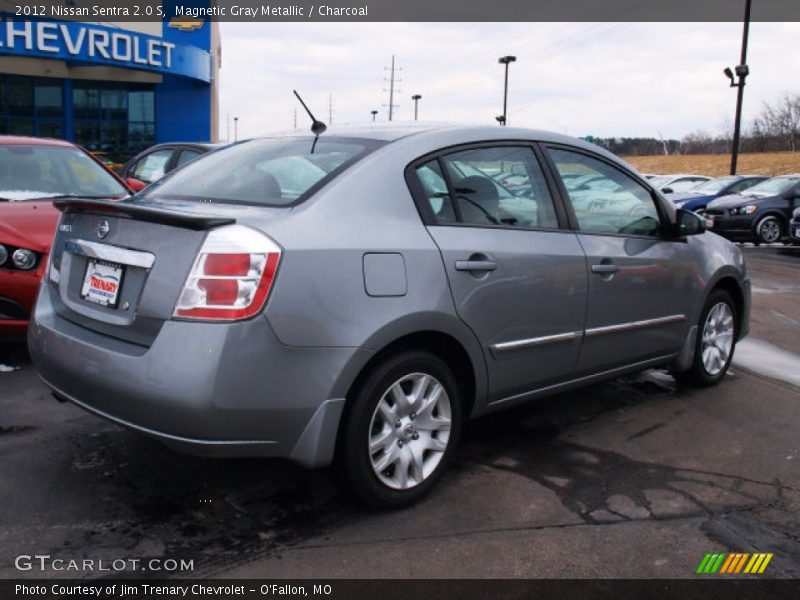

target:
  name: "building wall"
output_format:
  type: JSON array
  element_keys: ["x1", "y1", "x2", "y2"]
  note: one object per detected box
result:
[{"x1": 0, "y1": 13, "x2": 218, "y2": 155}]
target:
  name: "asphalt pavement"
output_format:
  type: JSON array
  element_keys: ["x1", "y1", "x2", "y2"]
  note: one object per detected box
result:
[{"x1": 0, "y1": 246, "x2": 798, "y2": 580}]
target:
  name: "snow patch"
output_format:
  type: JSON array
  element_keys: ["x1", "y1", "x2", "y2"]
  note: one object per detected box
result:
[{"x1": 0, "y1": 190, "x2": 52, "y2": 201}]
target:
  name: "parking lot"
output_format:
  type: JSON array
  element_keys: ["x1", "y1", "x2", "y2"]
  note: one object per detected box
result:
[{"x1": 1, "y1": 246, "x2": 798, "y2": 580}]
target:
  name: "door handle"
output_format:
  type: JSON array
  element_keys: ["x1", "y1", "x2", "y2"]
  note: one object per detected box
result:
[
  {"x1": 455, "y1": 260, "x2": 498, "y2": 272},
  {"x1": 591, "y1": 264, "x2": 620, "y2": 274}
]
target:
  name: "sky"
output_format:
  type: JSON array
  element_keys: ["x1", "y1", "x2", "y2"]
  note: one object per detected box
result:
[{"x1": 216, "y1": 21, "x2": 800, "y2": 142}]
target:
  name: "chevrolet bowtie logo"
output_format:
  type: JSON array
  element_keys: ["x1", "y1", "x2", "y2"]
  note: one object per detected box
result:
[{"x1": 168, "y1": 17, "x2": 205, "y2": 32}]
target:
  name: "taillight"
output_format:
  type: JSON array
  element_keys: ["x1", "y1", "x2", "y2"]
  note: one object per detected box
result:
[{"x1": 174, "y1": 225, "x2": 281, "y2": 321}]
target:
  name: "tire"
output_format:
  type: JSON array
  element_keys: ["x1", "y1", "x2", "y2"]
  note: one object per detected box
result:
[
  {"x1": 334, "y1": 350, "x2": 462, "y2": 508},
  {"x1": 755, "y1": 215, "x2": 783, "y2": 244},
  {"x1": 674, "y1": 289, "x2": 737, "y2": 387}
]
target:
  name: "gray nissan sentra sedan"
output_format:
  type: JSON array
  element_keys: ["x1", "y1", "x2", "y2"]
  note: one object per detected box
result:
[{"x1": 29, "y1": 125, "x2": 750, "y2": 507}]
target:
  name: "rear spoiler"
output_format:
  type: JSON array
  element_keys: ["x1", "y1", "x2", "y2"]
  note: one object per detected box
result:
[{"x1": 53, "y1": 199, "x2": 235, "y2": 231}]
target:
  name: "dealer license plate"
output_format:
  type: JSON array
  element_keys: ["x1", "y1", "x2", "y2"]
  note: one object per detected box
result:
[{"x1": 80, "y1": 259, "x2": 124, "y2": 307}]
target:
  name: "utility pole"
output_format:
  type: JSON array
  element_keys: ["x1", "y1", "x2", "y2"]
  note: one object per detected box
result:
[
  {"x1": 411, "y1": 94, "x2": 422, "y2": 121},
  {"x1": 725, "y1": 0, "x2": 752, "y2": 175},
  {"x1": 293, "y1": 108, "x2": 297, "y2": 130},
  {"x1": 226, "y1": 113, "x2": 230, "y2": 142},
  {"x1": 234, "y1": 116, "x2": 238, "y2": 142},
  {"x1": 329, "y1": 94, "x2": 333, "y2": 125},
  {"x1": 383, "y1": 55, "x2": 401, "y2": 121}
]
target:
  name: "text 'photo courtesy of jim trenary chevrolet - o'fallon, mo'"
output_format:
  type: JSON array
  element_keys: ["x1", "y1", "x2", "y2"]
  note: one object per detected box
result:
[{"x1": 1, "y1": 1, "x2": 800, "y2": 599}]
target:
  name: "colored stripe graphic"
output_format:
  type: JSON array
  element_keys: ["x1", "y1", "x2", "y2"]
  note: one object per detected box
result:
[{"x1": 699, "y1": 552, "x2": 774, "y2": 575}]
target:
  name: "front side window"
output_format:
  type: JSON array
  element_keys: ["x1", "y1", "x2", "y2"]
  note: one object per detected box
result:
[
  {"x1": 436, "y1": 146, "x2": 559, "y2": 228},
  {"x1": 133, "y1": 149, "x2": 173, "y2": 183},
  {"x1": 548, "y1": 148, "x2": 662, "y2": 237},
  {"x1": 141, "y1": 138, "x2": 380, "y2": 206}
]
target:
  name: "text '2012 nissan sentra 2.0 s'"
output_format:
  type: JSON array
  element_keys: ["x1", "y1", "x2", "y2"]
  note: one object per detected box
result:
[{"x1": 29, "y1": 126, "x2": 750, "y2": 508}]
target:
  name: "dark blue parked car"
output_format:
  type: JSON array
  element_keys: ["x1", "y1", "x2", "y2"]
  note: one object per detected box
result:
[{"x1": 669, "y1": 175, "x2": 767, "y2": 214}]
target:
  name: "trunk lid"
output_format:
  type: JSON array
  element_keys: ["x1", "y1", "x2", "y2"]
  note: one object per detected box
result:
[{"x1": 48, "y1": 198, "x2": 285, "y2": 346}]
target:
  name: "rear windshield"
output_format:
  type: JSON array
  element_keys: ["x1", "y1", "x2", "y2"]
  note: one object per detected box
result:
[{"x1": 141, "y1": 137, "x2": 383, "y2": 206}]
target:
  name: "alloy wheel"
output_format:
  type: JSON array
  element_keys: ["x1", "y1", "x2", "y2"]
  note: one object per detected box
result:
[
  {"x1": 701, "y1": 302, "x2": 735, "y2": 376},
  {"x1": 758, "y1": 217, "x2": 781, "y2": 243},
  {"x1": 368, "y1": 372, "x2": 452, "y2": 490}
]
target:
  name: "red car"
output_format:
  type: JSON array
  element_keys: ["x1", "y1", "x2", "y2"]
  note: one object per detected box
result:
[{"x1": 0, "y1": 136, "x2": 143, "y2": 337}]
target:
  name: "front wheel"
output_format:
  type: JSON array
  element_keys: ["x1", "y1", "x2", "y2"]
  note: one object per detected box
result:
[
  {"x1": 334, "y1": 351, "x2": 462, "y2": 508},
  {"x1": 755, "y1": 215, "x2": 783, "y2": 244},
  {"x1": 674, "y1": 289, "x2": 737, "y2": 387}
]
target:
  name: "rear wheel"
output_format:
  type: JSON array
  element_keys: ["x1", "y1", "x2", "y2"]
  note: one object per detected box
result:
[
  {"x1": 334, "y1": 351, "x2": 462, "y2": 508},
  {"x1": 675, "y1": 289, "x2": 737, "y2": 387},
  {"x1": 755, "y1": 215, "x2": 783, "y2": 244}
]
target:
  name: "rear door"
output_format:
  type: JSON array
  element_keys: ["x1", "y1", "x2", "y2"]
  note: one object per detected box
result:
[
  {"x1": 408, "y1": 143, "x2": 588, "y2": 402},
  {"x1": 543, "y1": 146, "x2": 698, "y2": 374}
]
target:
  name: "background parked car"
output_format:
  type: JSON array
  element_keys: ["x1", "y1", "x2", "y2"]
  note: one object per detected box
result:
[
  {"x1": 0, "y1": 135, "x2": 135, "y2": 336},
  {"x1": 121, "y1": 142, "x2": 225, "y2": 186},
  {"x1": 650, "y1": 173, "x2": 711, "y2": 194},
  {"x1": 669, "y1": 175, "x2": 768, "y2": 214},
  {"x1": 705, "y1": 175, "x2": 800, "y2": 244}
]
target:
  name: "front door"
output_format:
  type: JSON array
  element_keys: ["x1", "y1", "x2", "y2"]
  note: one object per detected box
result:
[{"x1": 545, "y1": 146, "x2": 698, "y2": 374}]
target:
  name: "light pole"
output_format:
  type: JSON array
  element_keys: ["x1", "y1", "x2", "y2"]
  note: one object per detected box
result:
[
  {"x1": 724, "y1": 0, "x2": 751, "y2": 175},
  {"x1": 371, "y1": 110, "x2": 378, "y2": 122},
  {"x1": 234, "y1": 116, "x2": 239, "y2": 142},
  {"x1": 411, "y1": 94, "x2": 422, "y2": 121},
  {"x1": 498, "y1": 55, "x2": 516, "y2": 126}
]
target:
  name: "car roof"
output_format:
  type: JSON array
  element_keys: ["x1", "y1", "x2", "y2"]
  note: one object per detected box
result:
[
  {"x1": 141, "y1": 142, "x2": 225, "y2": 151},
  {"x1": 0, "y1": 135, "x2": 76, "y2": 148}
]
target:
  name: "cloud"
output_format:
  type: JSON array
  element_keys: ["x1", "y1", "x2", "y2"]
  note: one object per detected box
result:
[{"x1": 216, "y1": 22, "x2": 800, "y2": 141}]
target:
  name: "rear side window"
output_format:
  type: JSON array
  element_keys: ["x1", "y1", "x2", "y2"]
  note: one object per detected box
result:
[
  {"x1": 143, "y1": 138, "x2": 380, "y2": 206},
  {"x1": 548, "y1": 148, "x2": 661, "y2": 237},
  {"x1": 175, "y1": 149, "x2": 203, "y2": 168},
  {"x1": 415, "y1": 160, "x2": 456, "y2": 223},
  {"x1": 415, "y1": 145, "x2": 559, "y2": 229}
]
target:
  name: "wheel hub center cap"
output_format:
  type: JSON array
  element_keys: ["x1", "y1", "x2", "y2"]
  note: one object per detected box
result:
[{"x1": 403, "y1": 424, "x2": 416, "y2": 439}]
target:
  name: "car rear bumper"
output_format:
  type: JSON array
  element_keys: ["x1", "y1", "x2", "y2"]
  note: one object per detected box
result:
[
  {"x1": 790, "y1": 220, "x2": 800, "y2": 242},
  {"x1": 28, "y1": 284, "x2": 367, "y2": 466}
]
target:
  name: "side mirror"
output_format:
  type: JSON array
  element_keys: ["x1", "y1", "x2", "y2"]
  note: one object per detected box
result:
[
  {"x1": 126, "y1": 177, "x2": 147, "y2": 193},
  {"x1": 662, "y1": 186, "x2": 674, "y2": 194},
  {"x1": 675, "y1": 209, "x2": 705, "y2": 236}
]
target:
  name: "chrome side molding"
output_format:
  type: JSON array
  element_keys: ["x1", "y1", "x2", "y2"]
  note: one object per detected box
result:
[
  {"x1": 491, "y1": 314, "x2": 686, "y2": 355},
  {"x1": 490, "y1": 331, "x2": 582, "y2": 356},
  {"x1": 584, "y1": 314, "x2": 686, "y2": 337}
]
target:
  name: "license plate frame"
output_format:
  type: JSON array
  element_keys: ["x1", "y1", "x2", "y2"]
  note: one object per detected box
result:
[{"x1": 80, "y1": 259, "x2": 125, "y2": 308}]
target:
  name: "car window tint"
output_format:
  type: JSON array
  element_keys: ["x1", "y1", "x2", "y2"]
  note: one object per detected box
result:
[
  {"x1": 439, "y1": 146, "x2": 558, "y2": 228},
  {"x1": 548, "y1": 148, "x2": 661, "y2": 237},
  {"x1": 133, "y1": 149, "x2": 173, "y2": 183},
  {"x1": 175, "y1": 149, "x2": 203, "y2": 168},
  {"x1": 415, "y1": 159, "x2": 456, "y2": 223}
]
